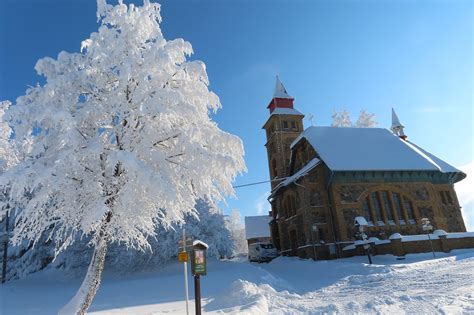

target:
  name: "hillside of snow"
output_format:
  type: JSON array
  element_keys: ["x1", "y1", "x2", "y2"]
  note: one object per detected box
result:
[{"x1": 1, "y1": 250, "x2": 474, "y2": 314}]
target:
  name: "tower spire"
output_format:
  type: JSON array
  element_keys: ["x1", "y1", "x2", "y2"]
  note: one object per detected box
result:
[
  {"x1": 267, "y1": 76, "x2": 294, "y2": 113},
  {"x1": 273, "y1": 75, "x2": 293, "y2": 99},
  {"x1": 391, "y1": 108, "x2": 407, "y2": 140}
]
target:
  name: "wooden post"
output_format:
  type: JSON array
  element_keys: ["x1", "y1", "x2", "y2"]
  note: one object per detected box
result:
[{"x1": 194, "y1": 275, "x2": 201, "y2": 315}]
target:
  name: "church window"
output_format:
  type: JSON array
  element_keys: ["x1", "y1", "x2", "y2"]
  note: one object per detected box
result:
[
  {"x1": 284, "y1": 195, "x2": 297, "y2": 217},
  {"x1": 392, "y1": 192, "x2": 405, "y2": 224},
  {"x1": 363, "y1": 197, "x2": 373, "y2": 224},
  {"x1": 310, "y1": 190, "x2": 323, "y2": 206},
  {"x1": 403, "y1": 197, "x2": 415, "y2": 223},
  {"x1": 318, "y1": 229, "x2": 325, "y2": 242},
  {"x1": 283, "y1": 121, "x2": 289, "y2": 129},
  {"x1": 381, "y1": 191, "x2": 394, "y2": 223},
  {"x1": 439, "y1": 191, "x2": 447, "y2": 204},
  {"x1": 371, "y1": 192, "x2": 383, "y2": 223},
  {"x1": 271, "y1": 159, "x2": 278, "y2": 178},
  {"x1": 445, "y1": 191, "x2": 453, "y2": 205},
  {"x1": 308, "y1": 170, "x2": 318, "y2": 182},
  {"x1": 291, "y1": 121, "x2": 297, "y2": 130},
  {"x1": 301, "y1": 149, "x2": 308, "y2": 163}
]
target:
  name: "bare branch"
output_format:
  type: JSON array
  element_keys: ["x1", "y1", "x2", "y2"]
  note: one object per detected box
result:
[{"x1": 153, "y1": 133, "x2": 180, "y2": 147}]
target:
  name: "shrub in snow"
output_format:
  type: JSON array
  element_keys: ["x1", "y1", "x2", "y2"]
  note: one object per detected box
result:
[{"x1": 0, "y1": 1, "x2": 245, "y2": 313}]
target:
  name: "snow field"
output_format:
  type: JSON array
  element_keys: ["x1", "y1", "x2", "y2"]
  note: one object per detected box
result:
[{"x1": 1, "y1": 249, "x2": 473, "y2": 314}]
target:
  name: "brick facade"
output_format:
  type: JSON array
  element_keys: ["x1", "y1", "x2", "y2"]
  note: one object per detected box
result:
[{"x1": 263, "y1": 108, "x2": 468, "y2": 260}]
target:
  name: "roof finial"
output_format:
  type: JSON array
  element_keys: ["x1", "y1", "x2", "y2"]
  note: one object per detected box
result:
[
  {"x1": 273, "y1": 75, "x2": 293, "y2": 99},
  {"x1": 391, "y1": 108, "x2": 407, "y2": 140}
]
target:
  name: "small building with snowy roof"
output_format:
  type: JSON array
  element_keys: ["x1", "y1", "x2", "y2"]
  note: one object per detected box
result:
[
  {"x1": 244, "y1": 215, "x2": 272, "y2": 246},
  {"x1": 262, "y1": 77, "x2": 468, "y2": 260}
]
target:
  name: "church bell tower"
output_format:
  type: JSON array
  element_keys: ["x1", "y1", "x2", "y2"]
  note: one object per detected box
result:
[{"x1": 263, "y1": 77, "x2": 304, "y2": 189}]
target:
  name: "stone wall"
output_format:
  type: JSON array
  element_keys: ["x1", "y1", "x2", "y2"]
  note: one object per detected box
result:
[{"x1": 342, "y1": 231, "x2": 474, "y2": 258}]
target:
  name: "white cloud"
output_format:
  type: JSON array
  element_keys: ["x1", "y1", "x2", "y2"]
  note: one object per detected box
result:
[
  {"x1": 455, "y1": 161, "x2": 474, "y2": 231},
  {"x1": 255, "y1": 191, "x2": 270, "y2": 215}
]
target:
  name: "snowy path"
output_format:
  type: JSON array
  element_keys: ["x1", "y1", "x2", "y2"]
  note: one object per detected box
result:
[
  {"x1": 1, "y1": 250, "x2": 473, "y2": 314},
  {"x1": 244, "y1": 255, "x2": 474, "y2": 314}
]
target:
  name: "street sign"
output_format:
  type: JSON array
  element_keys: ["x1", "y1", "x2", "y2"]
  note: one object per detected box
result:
[
  {"x1": 178, "y1": 251, "x2": 188, "y2": 263},
  {"x1": 178, "y1": 239, "x2": 194, "y2": 251},
  {"x1": 178, "y1": 238, "x2": 193, "y2": 245},
  {"x1": 191, "y1": 240, "x2": 208, "y2": 315},
  {"x1": 192, "y1": 249, "x2": 206, "y2": 275}
]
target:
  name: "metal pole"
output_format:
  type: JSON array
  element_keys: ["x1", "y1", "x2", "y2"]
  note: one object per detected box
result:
[
  {"x1": 427, "y1": 232, "x2": 436, "y2": 259},
  {"x1": 183, "y1": 228, "x2": 190, "y2": 315},
  {"x1": 366, "y1": 246, "x2": 372, "y2": 264},
  {"x1": 2, "y1": 208, "x2": 9, "y2": 284},
  {"x1": 194, "y1": 275, "x2": 201, "y2": 315}
]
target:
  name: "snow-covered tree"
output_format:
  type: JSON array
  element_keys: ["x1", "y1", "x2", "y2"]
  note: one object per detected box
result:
[
  {"x1": 331, "y1": 109, "x2": 377, "y2": 128},
  {"x1": 52, "y1": 199, "x2": 234, "y2": 273},
  {"x1": 355, "y1": 110, "x2": 377, "y2": 128},
  {"x1": 331, "y1": 110, "x2": 352, "y2": 127},
  {"x1": 0, "y1": 100, "x2": 20, "y2": 283},
  {"x1": 0, "y1": 101, "x2": 18, "y2": 171},
  {"x1": 226, "y1": 208, "x2": 247, "y2": 254},
  {"x1": 1, "y1": 1, "x2": 245, "y2": 313}
]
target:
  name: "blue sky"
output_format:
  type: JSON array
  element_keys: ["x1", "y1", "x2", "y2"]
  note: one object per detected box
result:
[{"x1": 1, "y1": 0, "x2": 472, "y2": 224}]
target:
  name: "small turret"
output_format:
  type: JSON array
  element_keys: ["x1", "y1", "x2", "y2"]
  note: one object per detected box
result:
[{"x1": 391, "y1": 108, "x2": 407, "y2": 140}]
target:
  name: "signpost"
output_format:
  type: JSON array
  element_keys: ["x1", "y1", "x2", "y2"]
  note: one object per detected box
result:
[
  {"x1": 178, "y1": 229, "x2": 192, "y2": 315},
  {"x1": 191, "y1": 240, "x2": 208, "y2": 315}
]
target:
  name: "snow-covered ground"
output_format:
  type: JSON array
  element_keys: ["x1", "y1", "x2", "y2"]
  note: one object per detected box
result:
[{"x1": 2, "y1": 250, "x2": 474, "y2": 314}]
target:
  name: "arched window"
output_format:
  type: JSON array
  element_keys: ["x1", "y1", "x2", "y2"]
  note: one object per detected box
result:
[
  {"x1": 403, "y1": 197, "x2": 416, "y2": 223},
  {"x1": 290, "y1": 195, "x2": 296, "y2": 216},
  {"x1": 392, "y1": 192, "x2": 405, "y2": 224},
  {"x1": 284, "y1": 195, "x2": 296, "y2": 217},
  {"x1": 363, "y1": 197, "x2": 373, "y2": 224},
  {"x1": 271, "y1": 159, "x2": 278, "y2": 178},
  {"x1": 370, "y1": 192, "x2": 383, "y2": 223},
  {"x1": 381, "y1": 191, "x2": 394, "y2": 223},
  {"x1": 362, "y1": 191, "x2": 416, "y2": 226}
]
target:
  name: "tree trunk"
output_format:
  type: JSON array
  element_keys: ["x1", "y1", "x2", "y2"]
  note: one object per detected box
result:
[{"x1": 59, "y1": 215, "x2": 110, "y2": 315}]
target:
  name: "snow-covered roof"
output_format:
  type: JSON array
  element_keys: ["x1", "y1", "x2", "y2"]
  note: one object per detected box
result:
[
  {"x1": 273, "y1": 76, "x2": 293, "y2": 99},
  {"x1": 271, "y1": 158, "x2": 321, "y2": 196},
  {"x1": 192, "y1": 240, "x2": 209, "y2": 249},
  {"x1": 270, "y1": 108, "x2": 304, "y2": 116},
  {"x1": 245, "y1": 215, "x2": 271, "y2": 240},
  {"x1": 291, "y1": 127, "x2": 463, "y2": 174}
]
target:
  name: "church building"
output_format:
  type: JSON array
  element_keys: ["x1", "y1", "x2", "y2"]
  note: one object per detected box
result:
[{"x1": 263, "y1": 77, "x2": 467, "y2": 259}]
